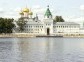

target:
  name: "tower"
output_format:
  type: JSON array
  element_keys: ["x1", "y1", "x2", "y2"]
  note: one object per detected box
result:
[
  {"x1": 44, "y1": 5, "x2": 52, "y2": 19},
  {"x1": 35, "y1": 14, "x2": 39, "y2": 20},
  {"x1": 44, "y1": 5, "x2": 53, "y2": 35},
  {"x1": 19, "y1": 7, "x2": 34, "y2": 18}
]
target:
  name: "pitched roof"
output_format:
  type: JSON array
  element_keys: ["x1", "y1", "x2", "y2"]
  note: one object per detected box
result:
[{"x1": 44, "y1": 6, "x2": 52, "y2": 18}]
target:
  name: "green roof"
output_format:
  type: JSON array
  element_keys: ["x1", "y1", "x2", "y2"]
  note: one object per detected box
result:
[{"x1": 44, "y1": 6, "x2": 52, "y2": 18}]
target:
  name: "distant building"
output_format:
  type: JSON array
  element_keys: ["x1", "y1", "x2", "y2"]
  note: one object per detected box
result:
[{"x1": 15, "y1": 6, "x2": 80, "y2": 35}]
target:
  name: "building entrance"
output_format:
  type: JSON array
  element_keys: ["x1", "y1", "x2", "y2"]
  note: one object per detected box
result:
[{"x1": 47, "y1": 28, "x2": 50, "y2": 35}]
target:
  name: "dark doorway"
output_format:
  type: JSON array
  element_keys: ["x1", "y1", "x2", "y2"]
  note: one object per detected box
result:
[{"x1": 47, "y1": 28, "x2": 50, "y2": 35}]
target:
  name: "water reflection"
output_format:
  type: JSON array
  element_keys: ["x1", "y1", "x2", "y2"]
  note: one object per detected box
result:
[
  {"x1": 0, "y1": 38, "x2": 20, "y2": 62},
  {"x1": 16, "y1": 38, "x2": 64, "y2": 62},
  {"x1": 0, "y1": 38, "x2": 84, "y2": 62}
]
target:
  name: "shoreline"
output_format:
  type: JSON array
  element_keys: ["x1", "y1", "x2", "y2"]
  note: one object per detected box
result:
[
  {"x1": 0, "y1": 33, "x2": 35, "y2": 38},
  {"x1": 0, "y1": 33, "x2": 84, "y2": 38}
]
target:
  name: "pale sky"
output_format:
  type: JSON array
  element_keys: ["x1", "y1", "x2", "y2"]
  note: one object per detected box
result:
[{"x1": 0, "y1": 0, "x2": 84, "y2": 24}]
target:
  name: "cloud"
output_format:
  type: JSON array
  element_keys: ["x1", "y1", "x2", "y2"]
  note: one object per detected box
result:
[
  {"x1": 64, "y1": 16, "x2": 83, "y2": 22},
  {"x1": 80, "y1": 5, "x2": 84, "y2": 11},
  {"x1": 33, "y1": 5, "x2": 41, "y2": 9},
  {"x1": 14, "y1": 7, "x2": 21, "y2": 12},
  {"x1": 32, "y1": 5, "x2": 45, "y2": 15},
  {"x1": 32, "y1": 5, "x2": 55, "y2": 20},
  {"x1": 3, "y1": 11, "x2": 19, "y2": 19},
  {"x1": 0, "y1": 7, "x2": 20, "y2": 19},
  {"x1": 0, "y1": 5, "x2": 55, "y2": 19},
  {"x1": 0, "y1": 8, "x2": 4, "y2": 13},
  {"x1": 71, "y1": 17, "x2": 84, "y2": 27},
  {"x1": 33, "y1": 8, "x2": 45, "y2": 15},
  {"x1": 62, "y1": 16, "x2": 83, "y2": 27}
]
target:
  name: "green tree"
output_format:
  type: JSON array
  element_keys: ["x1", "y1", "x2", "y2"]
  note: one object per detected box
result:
[
  {"x1": 16, "y1": 17, "x2": 26, "y2": 32},
  {"x1": 0, "y1": 18, "x2": 15, "y2": 33},
  {"x1": 53, "y1": 16, "x2": 65, "y2": 23}
]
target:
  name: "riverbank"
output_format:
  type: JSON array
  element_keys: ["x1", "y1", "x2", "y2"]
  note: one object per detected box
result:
[
  {"x1": 0, "y1": 33, "x2": 84, "y2": 38},
  {"x1": 0, "y1": 33, "x2": 35, "y2": 38}
]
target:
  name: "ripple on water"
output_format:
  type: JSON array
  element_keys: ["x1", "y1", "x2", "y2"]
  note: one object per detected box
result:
[{"x1": 0, "y1": 38, "x2": 84, "y2": 62}]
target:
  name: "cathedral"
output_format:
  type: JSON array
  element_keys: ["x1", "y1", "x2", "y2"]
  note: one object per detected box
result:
[{"x1": 15, "y1": 6, "x2": 80, "y2": 35}]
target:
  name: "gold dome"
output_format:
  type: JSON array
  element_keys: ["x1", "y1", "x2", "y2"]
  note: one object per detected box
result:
[
  {"x1": 29, "y1": 11, "x2": 33, "y2": 15},
  {"x1": 19, "y1": 11, "x2": 24, "y2": 15},
  {"x1": 23, "y1": 8, "x2": 29, "y2": 13}
]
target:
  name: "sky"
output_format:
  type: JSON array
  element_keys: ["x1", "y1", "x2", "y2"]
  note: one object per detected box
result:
[{"x1": 0, "y1": 0, "x2": 84, "y2": 25}]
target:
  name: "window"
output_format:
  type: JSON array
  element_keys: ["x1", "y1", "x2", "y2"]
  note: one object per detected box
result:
[
  {"x1": 31, "y1": 26, "x2": 32, "y2": 28},
  {"x1": 29, "y1": 26, "x2": 30, "y2": 28},
  {"x1": 63, "y1": 26, "x2": 64, "y2": 28},
  {"x1": 66, "y1": 26, "x2": 68, "y2": 28}
]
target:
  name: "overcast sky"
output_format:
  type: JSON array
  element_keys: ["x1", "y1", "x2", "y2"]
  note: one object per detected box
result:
[{"x1": 0, "y1": 0, "x2": 84, "y2": 24}]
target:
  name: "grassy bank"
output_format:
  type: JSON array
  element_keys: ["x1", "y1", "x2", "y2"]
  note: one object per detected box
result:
[{"x1": 0, "y1": 33, "x2": 84, "y2": 38}]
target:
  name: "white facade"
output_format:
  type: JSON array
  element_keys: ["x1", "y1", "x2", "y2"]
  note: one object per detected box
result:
[
  {"x1": 53, "y1": 22, "x2": 80, "y2": 34},
  {"x1": 16, "y1": 19, "x2": 80, "y2": 35},
  {"x1": 16, "y1": 6, "x2": 81, "y2": 35}
]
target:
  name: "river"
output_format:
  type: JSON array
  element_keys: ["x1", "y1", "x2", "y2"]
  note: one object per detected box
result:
[{"x1": 0, "y1": 37, "x2": 84, "y2": 62}]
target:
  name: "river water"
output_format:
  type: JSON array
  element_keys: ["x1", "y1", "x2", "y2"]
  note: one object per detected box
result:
[{"x1": 0, "y1": 37, "x2": 84, "y2": 62}]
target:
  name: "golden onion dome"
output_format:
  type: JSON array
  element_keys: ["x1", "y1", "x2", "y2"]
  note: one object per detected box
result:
[
  {"x1": 23, "y1": 8, "x2": 29, "y2": 13},
  {"x1": 19, "y1": 11, "x2": 24, "y2": 15},
  {"x1": 29, "y1": 11, "x2": 33, "y2": 15}
]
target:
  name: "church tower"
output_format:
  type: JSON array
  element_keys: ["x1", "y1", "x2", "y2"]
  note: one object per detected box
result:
[
  {"x1": 44, "y1": 5, "x2": 53, "y2": 35},
  {"x1": 19, "y1": 7, "x2": 33, "y2": 18},
  {"x1": 44, "y1": 5, "x2": 52, "y2": 19}
]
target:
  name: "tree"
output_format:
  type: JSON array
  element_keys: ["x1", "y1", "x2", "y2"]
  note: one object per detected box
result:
[
  {"x1": 0, "y1": 18, "x2": 15, "y2": 33},
  {"x1": 53, "y1": 16, "x2": 65, "y2": 23},
  {"x1": 16, "y1": 17, "x2": 26, "y2": 32}
]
